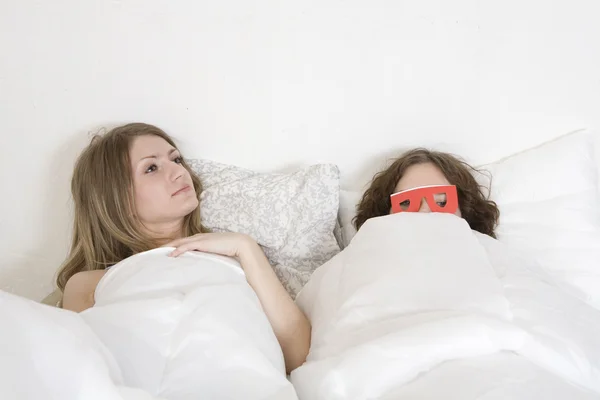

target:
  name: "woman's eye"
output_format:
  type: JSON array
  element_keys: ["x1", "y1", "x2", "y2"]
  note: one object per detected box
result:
[
  {"x1": 173, "y1": 156, "x2": 183, "y2": 164},
  {"x1": 399, "y1": 200, "x2": 411, "y2": 210},
  {"x1": 434, "y1": 193, "x2": 447, "y2": 207},
  {"x1": 145, "y1": 164, "x2": 157, "y2": 173}
]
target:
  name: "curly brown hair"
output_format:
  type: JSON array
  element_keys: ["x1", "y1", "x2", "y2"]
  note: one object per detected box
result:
[{"x1": 353, "y1": 148, "x2": 500, "y2": 238}]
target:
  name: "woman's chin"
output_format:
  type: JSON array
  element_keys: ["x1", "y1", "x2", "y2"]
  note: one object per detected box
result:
[{"x1": 181, "y1": 198, "x2": 200, "y2": 215}]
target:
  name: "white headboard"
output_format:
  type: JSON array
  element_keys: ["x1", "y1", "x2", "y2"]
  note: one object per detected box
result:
[{"x1": 1, "y1": 0, "x2": 599, "y2": 300}]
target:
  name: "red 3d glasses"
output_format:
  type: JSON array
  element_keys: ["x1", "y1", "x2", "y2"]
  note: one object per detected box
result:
[{"x1": 390, "y1": 185, "x2": 459, "y2": 214}]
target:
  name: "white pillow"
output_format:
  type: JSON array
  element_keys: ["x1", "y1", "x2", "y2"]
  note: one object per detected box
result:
[
  {"x1": 481, "y1": 129, "x2": 600, "y2": 308},
  {"x1": 483, "y1": 129, "x2": 599, "y2": 230},
  {"x1": 337, "y1": 129, "x2": 600, "y2": 308},
  {"x1": 188, "y1": 160, "x2": 341, "y2": 297}
]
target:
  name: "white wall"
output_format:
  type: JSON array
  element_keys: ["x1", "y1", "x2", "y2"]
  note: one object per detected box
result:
[{"x1": 1, "y1": 0, "x2": 599, "y2": 300}]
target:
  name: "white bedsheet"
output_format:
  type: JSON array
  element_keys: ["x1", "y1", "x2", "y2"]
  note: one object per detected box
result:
[
  {"x1": 292, "y1": 213, "x2": 600, "y2": 399},
  {"x1": 0, "y1": 249, "x2": 296, "y2": 400}
]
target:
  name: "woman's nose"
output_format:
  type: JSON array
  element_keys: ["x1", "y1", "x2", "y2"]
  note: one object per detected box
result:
[
  {"x1": 418, "y1": 198, "x2": 431, "y2": 213},
  {"x1": 167, "y1": 163, "x2": 184, "y2": 181}
]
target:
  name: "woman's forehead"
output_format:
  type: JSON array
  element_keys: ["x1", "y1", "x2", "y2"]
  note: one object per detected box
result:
[
  {"x1": 130, "y1": 135, "x2": 175, "y2": 160},
  {"x1": 394, "y1": 163, "x2": 450, "y2": 192}
]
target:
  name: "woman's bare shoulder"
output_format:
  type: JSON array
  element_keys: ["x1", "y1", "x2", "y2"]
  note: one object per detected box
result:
[{"x1": 62, "y1": 269, "x2": 107, "y2": 312}]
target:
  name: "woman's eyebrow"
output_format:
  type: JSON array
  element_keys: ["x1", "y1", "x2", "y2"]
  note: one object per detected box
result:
[{"x1": 137, "y1": 148, "x2": 178, "y2": 163}]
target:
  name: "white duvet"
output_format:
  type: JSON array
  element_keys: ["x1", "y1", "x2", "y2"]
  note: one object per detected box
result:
[
  {"x1": 292, "y1": 213, "x2": 600, "y2": 399},
  {"x1": 3, "y1": 214, "x2": 600, "y2": 400},
  {"x1": 0, "y1": 249, "x2": 297, "y2": 400}
]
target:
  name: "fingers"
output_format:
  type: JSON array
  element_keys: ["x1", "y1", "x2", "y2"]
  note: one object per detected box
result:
[
  {"x1": 164, "y1": 232, "x2": 238, "y2": 258},
  {"x1": 169, "y1": 242, "x2": 202, "y2": 257},
  {"x1": 167, "y1": 234, "x2": 214, "y2": 257}
]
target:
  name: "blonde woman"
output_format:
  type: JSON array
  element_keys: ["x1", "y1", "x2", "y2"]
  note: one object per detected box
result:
[{"x1": 57, "y1": 122, "x2": 310, "y2": 373}]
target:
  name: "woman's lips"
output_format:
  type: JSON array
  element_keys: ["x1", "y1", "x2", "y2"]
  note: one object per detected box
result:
[{"x1": 172, "y1": 185, "x2": 191, "y2": 196}]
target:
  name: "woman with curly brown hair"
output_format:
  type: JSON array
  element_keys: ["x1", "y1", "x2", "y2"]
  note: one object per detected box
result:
[{"x1": 353, "y1": 148, "x2": 500, "y2": 238}]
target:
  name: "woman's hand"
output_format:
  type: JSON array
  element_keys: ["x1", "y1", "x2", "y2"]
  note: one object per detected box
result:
[{"x1": 164, "y1": 232, "x2": 254, "y2": 260}]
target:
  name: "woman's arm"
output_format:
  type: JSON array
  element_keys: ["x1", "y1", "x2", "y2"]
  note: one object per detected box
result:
[
  {"x1": 237, "y1": 239, "x2": 311, "y2": 373},
  {"x1": 62, "y1": 270, "x2": 107, "y2": 312},
  {"x1": 167, "y1": 233, "x2": 311, "y2": 373}
]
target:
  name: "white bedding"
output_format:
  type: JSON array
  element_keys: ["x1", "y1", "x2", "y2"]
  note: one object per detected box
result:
[
  {"x1": 292, "y1": 213, "x2": 600, "y2": 399},
  {"x1": 0, "y1": 249, "x2": 297, "y2": 400},
  {"x1": 3, "y1": 215, "x2": 600, "y2": 399}
]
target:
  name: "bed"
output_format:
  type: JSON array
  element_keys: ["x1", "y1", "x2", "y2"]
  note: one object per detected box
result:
[
  {"x1": 2, "y1": 1, "x2": 600, "y2": 398},
  {"x1": 2, "y1": 129, "x2": 599, "y2": 399}
]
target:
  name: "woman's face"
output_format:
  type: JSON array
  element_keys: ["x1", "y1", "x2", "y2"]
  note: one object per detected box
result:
[
  {"x1": 129, "y1": 135, "x2": 199, "y2": 231},
  {"x1": 392, "y1": 162, "x2": 461, "y2": 216}
]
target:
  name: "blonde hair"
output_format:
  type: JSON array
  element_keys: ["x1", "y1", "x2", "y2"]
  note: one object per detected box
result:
[{"x1": 56, "y1": 123, "x2": 206, "y2": 291}]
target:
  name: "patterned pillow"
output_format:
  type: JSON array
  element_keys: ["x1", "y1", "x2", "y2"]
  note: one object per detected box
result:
[{"x1": 187, "y1": 159, "x2": 341, "y2": 297}]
